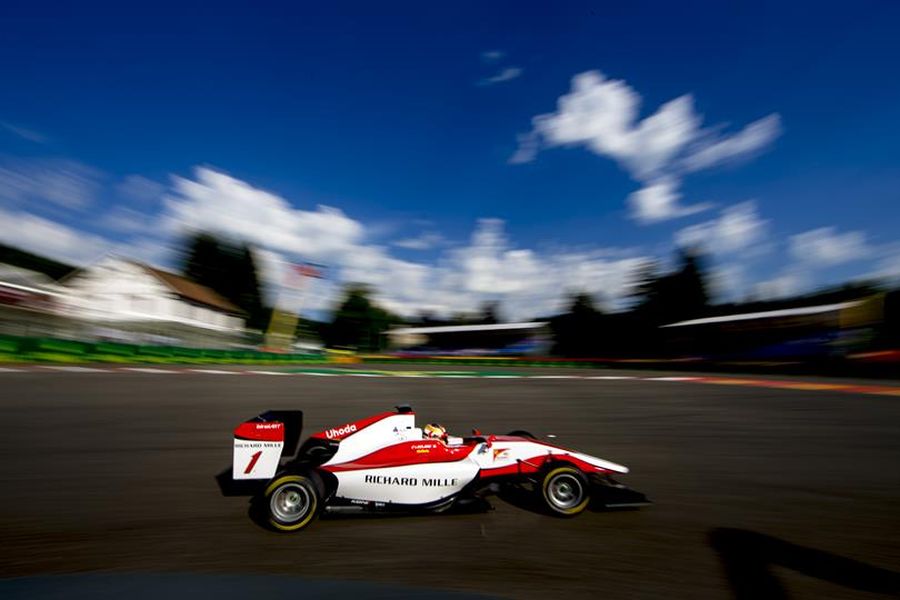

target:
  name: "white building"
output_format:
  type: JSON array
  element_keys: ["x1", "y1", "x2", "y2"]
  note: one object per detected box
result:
[{"x1": 58, "y1": 257, "x2": 245, "y2": 343}]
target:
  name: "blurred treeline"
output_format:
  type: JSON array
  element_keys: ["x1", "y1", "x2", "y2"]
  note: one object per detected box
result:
[
  {"x1": 549, "y1": 256, "x2": 897, "y2": 358},
  {"x1": 5, "y1": 232, "x2": 897, "y2": 356}
]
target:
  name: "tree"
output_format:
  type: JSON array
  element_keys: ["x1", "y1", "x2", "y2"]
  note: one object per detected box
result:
[
  {"x1": 323, "y1": 284, "x2": 400, "y2": 352},
  {"x1": 632, "y1": 248, "x2": 710, "y2": 327},
  {"x1": 551, "y1": 292, "x2": 603, "y2": 357},
  {"x1": 179, "y1": 232, "x2": 267, "y2": 329},
  {"x1": 478, "y1": 301, "x2": 502, "y2": 325},
  {"x1": 664, "y1": 247, "x2": 710, "y2": 323}
]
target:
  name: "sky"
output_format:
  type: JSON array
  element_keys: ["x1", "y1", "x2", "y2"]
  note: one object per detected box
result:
[{"x1": 1, "y1": 0, "x2": 899, "y2": 320}]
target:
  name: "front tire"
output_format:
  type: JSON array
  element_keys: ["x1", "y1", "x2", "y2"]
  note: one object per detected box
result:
[
  {"x1": 540, "y1": 466, "x2": 589, "y2": 517},
  {"x1": 264, "y1": 473, "x2": 321, "y2": 532}
]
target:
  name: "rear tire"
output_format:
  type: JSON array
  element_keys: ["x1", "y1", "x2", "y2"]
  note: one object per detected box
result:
[
  {"x1": 540, "y1": 466, "x2": 589, "y2": 517},
  {"x1": 263, "y1": 473, "x2": 321, "y2": 532}
]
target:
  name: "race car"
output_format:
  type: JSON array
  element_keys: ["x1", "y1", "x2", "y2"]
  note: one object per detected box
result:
[{"x1": 217, "y1": 405, "x2": 649, "y2": 532}]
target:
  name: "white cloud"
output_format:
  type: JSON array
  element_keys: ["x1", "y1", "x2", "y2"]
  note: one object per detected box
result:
[
  {"x1": 431, "y1": 219, "x2": 647, "y2": 319},
  {"x1": 789, "y1": 227, "x2": 871, "y2": 266},
  {"x1": 682, "y1": 114, "x2": 782, "y2": 172},
  {"x1": 0, "y1": 205, "x2": 110, "y2": 264},
  {"x1": 479, "y1": 67, "x2": 523, "y2": 86},
  {"x1": 508, "y1": 131, "x2": 541, "y2": 164},
  {"x1": 178, "y1": 178, "x2": 650, "y2": 319},
  {"x1": 511, "y1": 70, "x2": 780, "y2": 223},
  {"x1": 481, "y1": 50, "x2": 505, "y2": 63},
  {"x1": 162, "y1": 167, "x2": 364, "y2": 261},
  {"x1": 0, "y1": 158, "x2": 101, "y2": 210},
  {"x1": 753, "y1": 271, "x2": 807, "y2": 300},
  {"x1": 676, "y1": 201, "x2": 767, "y2": 254},
  {"x1": 627, "y1": 178, "x2": 712, "y2": 224},
  {"x1": 392, "y1": 232, "x2": 444, "y2": 250},
  {"x1": 1, "y1": 121, "x2": 47, "y2": 144}
]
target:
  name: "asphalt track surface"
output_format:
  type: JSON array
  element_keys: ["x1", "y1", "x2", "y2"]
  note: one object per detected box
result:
[{"x1": 1, "y1": 365, "x2": 899, "y2": 599}]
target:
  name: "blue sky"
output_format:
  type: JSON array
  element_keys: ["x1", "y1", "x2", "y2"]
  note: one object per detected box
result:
[{"x1": 1, "y1": 1, "x2": 899, "y2": 319}]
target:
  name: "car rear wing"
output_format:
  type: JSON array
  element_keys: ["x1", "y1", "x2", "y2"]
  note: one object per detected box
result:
[{"x1": 231, "y1": 410, "x2": 303, "y2": 480}]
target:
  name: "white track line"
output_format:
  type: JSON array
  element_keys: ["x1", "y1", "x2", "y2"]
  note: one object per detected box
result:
[
  {"x1": 644, "y1": 376, "x2": 701, "y2": 381},
  {"x1": 483, "y1": 375, "x2": 522, "y2": 379},
  {"x1": 531, "y1": 375, "x2": 580, "y2": 379},
  {"x1": 299, "y1": 372, "x2": 337, "y2": 376},
  {"x1": 0, "y1": 367, "x2": 24, "y2": 372},
  {"x1": 587, "y1": 375, "x2": 638, "y2": 380},
  {"x1": 248, "y1": 370, "x2": 293, "y2": 375},
  {"x1": 41, "y1": 366, "x2": 109, "y2": 373},
  {"x1": 189, "y1": 369, "x2": 238, "y2": 375},
  {"x1": 347, "y1": 373, "x2": 385, "y2": 377},
  {"x1": 120, "y1": 367, "x2": 179, "y2": 374}
]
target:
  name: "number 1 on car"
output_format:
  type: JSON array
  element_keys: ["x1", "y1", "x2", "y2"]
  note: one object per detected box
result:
[{"x1": 244, "y1": 450, "x2": 263, "y2": 474}]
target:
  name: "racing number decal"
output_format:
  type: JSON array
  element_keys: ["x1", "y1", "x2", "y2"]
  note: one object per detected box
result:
[{"x1": 244, "y1": 450, "x2": 263, "y2": 474}]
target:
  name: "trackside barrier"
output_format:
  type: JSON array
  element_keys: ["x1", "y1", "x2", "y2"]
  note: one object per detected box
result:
[
  {"x1": 0, "y1": 334, "x2": 329, "y2": 365},
  {"x1": 93, "y1": 342, "x2": 138, "y2": 357}
]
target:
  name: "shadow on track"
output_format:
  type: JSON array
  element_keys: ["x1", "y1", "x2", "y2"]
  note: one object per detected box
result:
[{"x1": 709, "y1": 527, "x2": 900, "y2": 599}]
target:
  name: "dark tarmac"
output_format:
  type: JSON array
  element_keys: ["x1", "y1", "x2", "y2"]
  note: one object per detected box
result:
[{"x1": 1, "y1": 366, "x2": 898, "y2": 599}]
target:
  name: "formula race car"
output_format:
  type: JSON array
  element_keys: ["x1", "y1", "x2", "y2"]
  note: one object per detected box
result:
[{"x1": 217, "y1": 405, "x2": 649, "y2": 532}]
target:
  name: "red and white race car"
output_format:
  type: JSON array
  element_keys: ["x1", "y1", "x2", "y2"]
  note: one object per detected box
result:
[{"x1": 218, "y1": 405, "x2": 649, "y2": 532}]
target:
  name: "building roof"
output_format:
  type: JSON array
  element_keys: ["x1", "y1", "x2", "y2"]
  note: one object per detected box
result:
[
  {"x1": 0, "y1": 264, "x2": 58, "y2": 289},
  {"x1": 660, "y1": 301, "x2": 862, "y2": 328},
  {"x1": 388, "y1": 321, "x2": 549, "y2": 335},
  {"x1": 141, "y1": 264, "x2": 244, "y2": 315}
]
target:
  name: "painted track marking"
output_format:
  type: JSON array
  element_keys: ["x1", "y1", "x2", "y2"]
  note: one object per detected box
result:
[
  {"x1": 41, "y1": 366, "x2": 108, "y2": 373},
  {"x1": 248, "y1": 370, "x2": 293, "y2": 375}
]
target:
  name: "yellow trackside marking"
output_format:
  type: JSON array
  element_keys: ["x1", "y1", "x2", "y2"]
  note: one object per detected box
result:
[
  {"x1": 770, "y1": 382, "x2": 847, "y2": 391},
  {"x1": 702, "y1": 378, "x2": 758, "y2": 386},
  {"x1": 869, "y1": 388, "x2": 900, "y2": 397},
  {"x1": 694, "y1": 376, "x2": 900, "y2": 397}
]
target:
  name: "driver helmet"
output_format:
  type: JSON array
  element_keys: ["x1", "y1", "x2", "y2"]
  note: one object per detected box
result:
[{"x1": 423, "y1": 423, "x2": 447, "y2": 440}]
